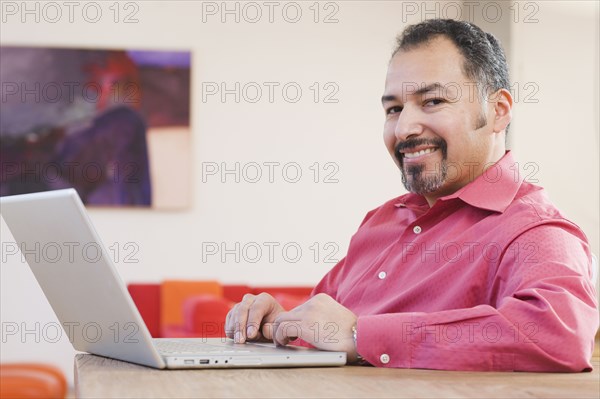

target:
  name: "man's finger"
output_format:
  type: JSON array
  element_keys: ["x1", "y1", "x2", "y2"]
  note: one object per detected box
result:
[
  {"x1": 246, "y1": 297, "x2": 271, "y2": 340},
  {"x1": 260, "y1": 322, "x2": 275, "y2": 340},
  {"x1": 272, "y1": 319, "x2": 302, "y2": 347},
  {"x1": 224, "y1": 308, "x2": 234, "y2": 338},
  {"x1": 233, "y1": 295, "x2": 256, "y2": 343},
  {"x1": 228, "y1": 303, "x2": 243, "y2": 340}
]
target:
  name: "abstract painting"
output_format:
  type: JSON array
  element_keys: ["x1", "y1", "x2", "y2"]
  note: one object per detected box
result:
[{"x1": 0, "y1": 46, "x2": 191, "y2": 208}]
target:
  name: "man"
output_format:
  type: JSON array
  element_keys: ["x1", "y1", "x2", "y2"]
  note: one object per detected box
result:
[{"x1": 225, "y1": 19, "x2": 599, "y2": 371}]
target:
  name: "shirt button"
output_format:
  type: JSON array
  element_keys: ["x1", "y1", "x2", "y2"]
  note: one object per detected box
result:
[
  {"x1": 380, "y1": 354, "x2": 390, "y2": 364},
  {"x1": 413, "y1": 225, "x2": 422, "y2": 234},
  {"x1": 378, "y1": 271, "x2": 387, "y2": 280}
]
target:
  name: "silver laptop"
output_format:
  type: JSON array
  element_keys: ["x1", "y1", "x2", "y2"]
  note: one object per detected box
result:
[{"x1": 0, "y1": 189, "x2": 346, "y2": 369}]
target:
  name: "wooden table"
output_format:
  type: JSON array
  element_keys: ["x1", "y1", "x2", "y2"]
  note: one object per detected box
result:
[{"x1": 74, "y1": 354, "x2": 600, "y2": 398}]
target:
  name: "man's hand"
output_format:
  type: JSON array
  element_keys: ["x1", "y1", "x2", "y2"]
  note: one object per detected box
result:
[
  {"x1": 225, "y1": 293, "x2": 285, "y2": 343},
  {"x1": 272, "y1": 293, "x2": 359, "y2": 363}
]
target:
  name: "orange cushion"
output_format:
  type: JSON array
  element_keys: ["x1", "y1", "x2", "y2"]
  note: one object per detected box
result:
[
  {"x1": 160, "y1": 280, "x2": 222, "y2": 330},
  {"x1": 0, "y1": 363, "x2": 67, "y2": 399}
]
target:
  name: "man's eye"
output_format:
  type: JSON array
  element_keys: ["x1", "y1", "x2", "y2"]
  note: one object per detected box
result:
[
  {"x1": 386, "y1": 106, "x2": 402, "y2": 115},
  {"x1": 424, "y1": 98, "x2": 444, "y2": 106}
]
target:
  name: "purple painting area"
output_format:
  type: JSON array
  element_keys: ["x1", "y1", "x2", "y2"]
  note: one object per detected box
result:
[
  {"x1": 126, "y1": 50, "x2": 191, "y2": 127},
  {"x1": 54, "y1": 106, "x2": 152, "y2": 205},
  {"x1": 127, "y1": 50, "x2": 191, "y2": 68},
  {"x1": 0, "y1": 47, "x2": 191, "y2": 207}
]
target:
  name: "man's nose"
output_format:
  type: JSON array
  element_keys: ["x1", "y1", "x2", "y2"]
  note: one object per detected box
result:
[{"x1": 394, "y1": 106, "x2": 423, "y2": 141}]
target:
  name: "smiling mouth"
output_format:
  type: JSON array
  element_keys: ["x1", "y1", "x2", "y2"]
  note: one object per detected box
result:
[
  {"x1": 403, "y1": 147, "x2": 438, "y2": 159},
  {"x1": 395, "y1": 138, "x2": 447, "y2": 166}
]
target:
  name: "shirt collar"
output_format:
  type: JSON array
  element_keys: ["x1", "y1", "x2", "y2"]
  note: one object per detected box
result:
[
  {"x1": 394, "y1": 193, "x2": 429, "y2": 212},
  {"x1": 394, "y1": 151, "x2": 523, "y2": 214},
  {"x1": 442, "y1": 151, "x2": 523, "y2": 213}
]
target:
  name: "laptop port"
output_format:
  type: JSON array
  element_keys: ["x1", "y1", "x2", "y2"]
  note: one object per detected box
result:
[
  {"x1": 184, "y1": 360, "x2": 194, "y2": 365},
  {"x1": 199, "y1": 359, "x2": 210, "y2": 364}
]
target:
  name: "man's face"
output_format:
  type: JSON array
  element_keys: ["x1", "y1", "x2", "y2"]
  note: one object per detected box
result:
[{"x1": 382, "y1": 36, "x2": 501, "y2": 200}]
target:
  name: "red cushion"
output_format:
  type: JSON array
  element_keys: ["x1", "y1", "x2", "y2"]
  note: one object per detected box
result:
[
  {"x1": 272, "y1": 293, "x2": 308, "y2": 310},
  {"x1": 128, "y1": 284, "x2": 161, "y2": 338},
  {"x1": 251, "y1": 287, "x2": 312, "y2": 309},
  {"x1": 223, "y1": 285, "x2": 251, "y2": 303},
  {"x1": 182, "y1": 295, "x2": 233, "y2": 337}
]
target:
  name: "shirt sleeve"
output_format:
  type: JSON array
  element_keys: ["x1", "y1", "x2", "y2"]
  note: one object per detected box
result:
[
  {"x1": 356, "y1": 224, "x2": 599, "y2": 372},
  {"x1": 287, "y1": 257, "x2": 347, "y2": 350},
  {"x1": 311, "y1": 208, "x2": 379, "y2": 300},
  {"x1": 311, "y1": 256, "x2": 346, "y2": 299}
]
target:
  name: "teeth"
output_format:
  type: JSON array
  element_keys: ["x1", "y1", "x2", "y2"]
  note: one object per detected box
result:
[{"x1": 404, "y1": 148, "x2": 436, "y2": 159}]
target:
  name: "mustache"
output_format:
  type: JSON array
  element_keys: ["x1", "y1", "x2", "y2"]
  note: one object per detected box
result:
[{"x1": 394, "y1": 138, "x2": 447, "y2": 164}]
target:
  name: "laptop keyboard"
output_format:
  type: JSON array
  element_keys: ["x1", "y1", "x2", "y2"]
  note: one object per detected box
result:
[{"x1": 154, "y1": 339, "x2": 251, "y2": 355}]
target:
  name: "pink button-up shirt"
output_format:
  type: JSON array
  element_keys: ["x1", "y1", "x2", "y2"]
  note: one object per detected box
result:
[{"x1": 312, "y1": 151, "x2": 598, "y2": 371}]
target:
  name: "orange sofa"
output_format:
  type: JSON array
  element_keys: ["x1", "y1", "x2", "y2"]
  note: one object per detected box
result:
[{"x1": 127, "y1": 281, "x2": 312, "y2": 338}]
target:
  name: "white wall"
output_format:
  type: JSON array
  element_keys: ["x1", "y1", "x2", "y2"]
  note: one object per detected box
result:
[
  {"x1": 1, "y1": 0, "x2": 598, "y2": 386},
  {"x1": 510, "y1": 1, "x2": 599, "y2": 255}
]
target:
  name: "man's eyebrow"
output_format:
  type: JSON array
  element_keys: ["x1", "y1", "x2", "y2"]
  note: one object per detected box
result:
[
  {"x1": 413, "y1": 82, "x2": 446, "y2": 96},
  {"x1": 381, "y1": 82, "x2": 447, "y2": 104},
  {"x1": 381, "y1": 95, "x2": 397, "y2": 104}
]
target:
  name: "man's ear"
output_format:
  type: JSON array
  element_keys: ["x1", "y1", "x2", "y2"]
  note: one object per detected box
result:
[{"x1": 491, "y1": 88, "x2": 513, "y2": 133}]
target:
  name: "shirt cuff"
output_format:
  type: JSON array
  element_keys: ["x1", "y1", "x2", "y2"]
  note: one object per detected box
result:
[{"x1": 357, "y1": 313, "x2": 415, "y2": 367}]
